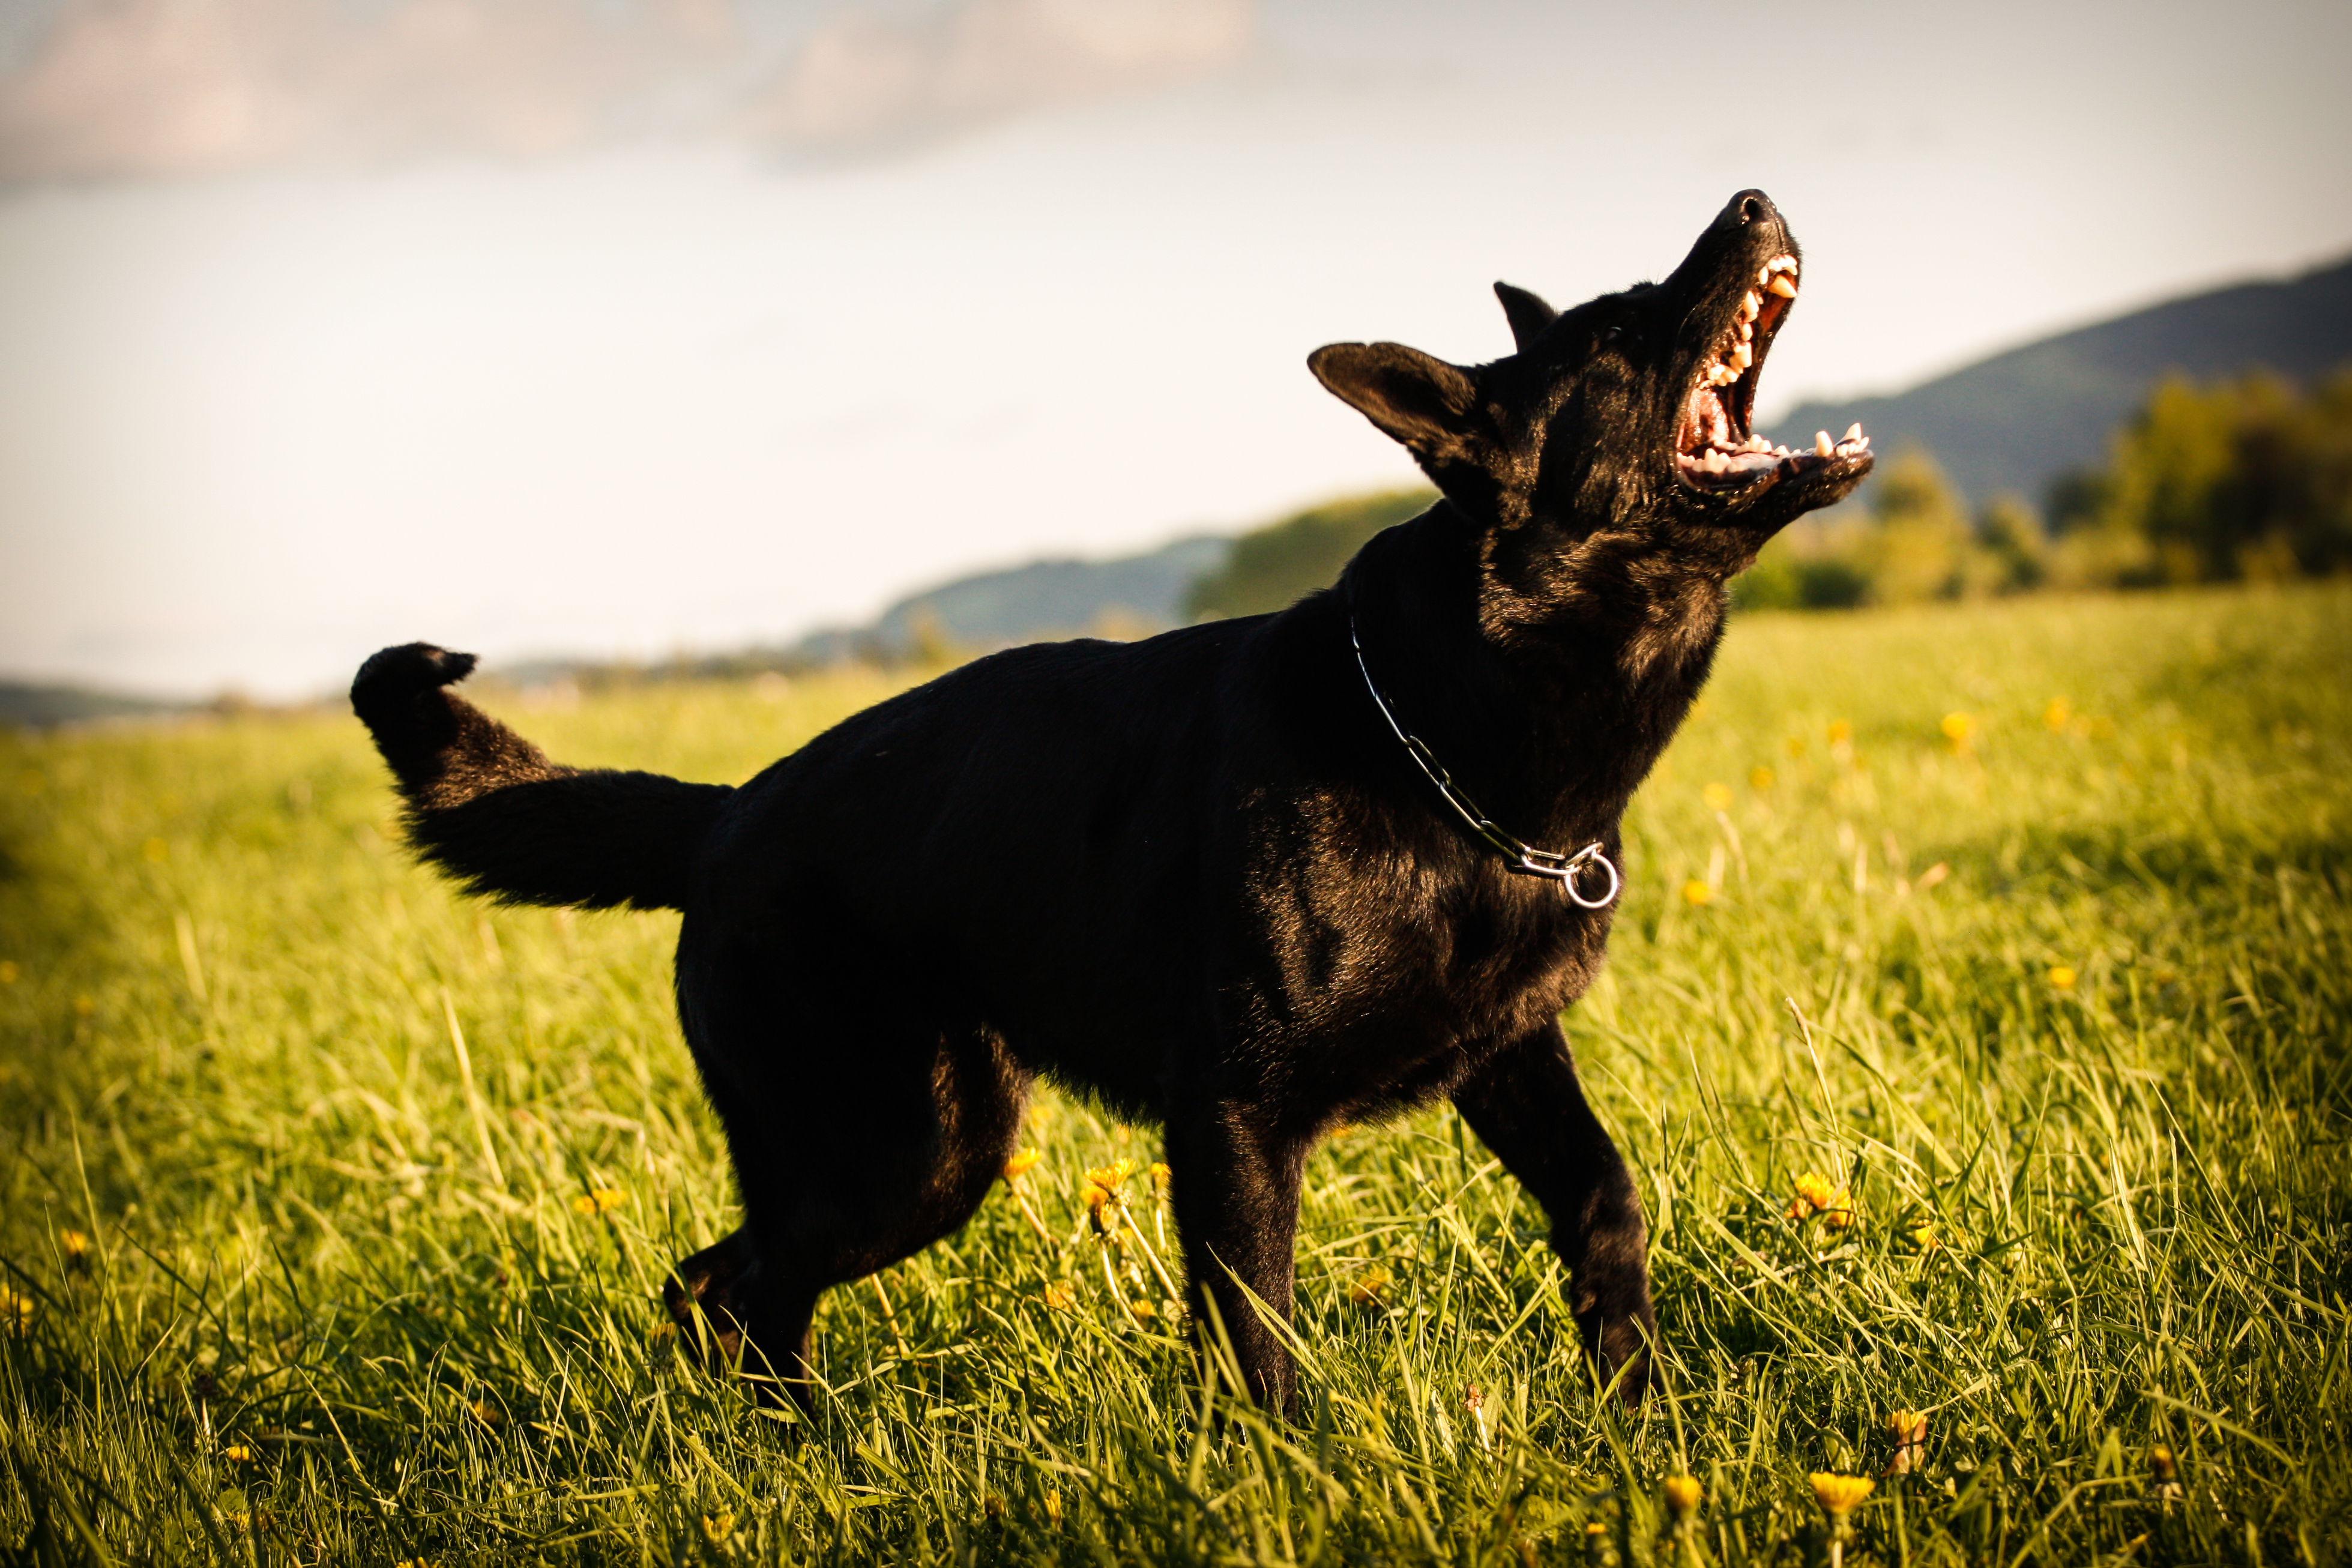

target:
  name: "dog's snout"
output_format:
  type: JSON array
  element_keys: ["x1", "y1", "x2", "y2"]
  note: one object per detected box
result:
[{"x1": 1716, "y1": 188, "x2": 1782, "y2": 234}]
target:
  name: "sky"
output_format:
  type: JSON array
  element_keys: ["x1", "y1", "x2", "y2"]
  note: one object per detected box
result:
[{"x1": 1, "y1": 0, "x2": 2348, "y2": 699}]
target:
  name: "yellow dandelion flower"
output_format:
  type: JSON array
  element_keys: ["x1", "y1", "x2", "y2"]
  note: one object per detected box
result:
[
  {"x1": 1787, "y1": 1172, "x2": 1855, "y2": 1231},
  {"x1": 1886, "y1": 1409, "x2": 1927, "y2": 1475},
  {"x1": 2148, "y1": 1446, "x2": 2178, "y2": 1485},
  {"x1": 471, "y1": 1398, "x2": 504, "y2": 1428},
  {"x1": 1826, "y1": 720, "x2": 1852, "y2": 745},
  {"x1": 1041, "y1": 1280, "x2": 1076, "y2": 1312},
  {"x1": 2048, "y1": 965, "x2": 2076, "y2": 991},
  {"x1": 60, "y1": 1229, "x2": 91, "y2": 1271},
  {"x1": 1127, "y1": 1297, "x2": 1157, "y2": 1324},
  {"x1": 701, "y1": 1512, "x2": 736, "y2": 1543},
  {"x1": 1702, "y1": 782, "x2": 1734, "y2": 812},
  {"x1": 1001, "y1": 1147, "x2": 1042, "y2": 1182},
  {"x1": 221, "y1": 1444, "x2": 254, "y2": 1463},
  {"x1": 572, "y1": 1187, "x2": 627, "y2": 1214},
  {"x1": 2044, "y1": 698, "x2": 2072, "y2": 731},
  {"x1": 983, "y1": 1492, "x2": 1007, "y2": 1522},
  {"x1": 1044, "y1": 1489, "x2": 1064, "y2": 1527},
  {"x1": 1084, "y1": 1163, "x2": 1132, "y2": 1193},
  {"x1": 1348, "y1": 1265, "x2": 1392, "y2": 1307},
  {"x1": 1908, "y1": 1222, "x2": 1940, "y2": 1252},
  {"x1": 1583, "y1": 1521, "x2": 1609, "y2": 1567},
  {"x1": 1811, "y1": 1473, "x2": 1873, "y2": 1516},
  {"x1": 1681, "y1": 879, "x2": 1713, "y2": 908},
  {"x1": 1, "y1": 1286, "x2": 34, "y2": 1332},
  {"x1": 1662, "y1": 1474, "x2": 1702, "y2": 1516},
  {"x1": 1749, "y1": 765, "x2": 1776, "y2": 792},
  {"x1": 1812, "y1": 1473, "x2": 1873, "y2": 1567},
  {"x1": 1148, "y1": 1160, "x2": 1172, "y2": 1190}
]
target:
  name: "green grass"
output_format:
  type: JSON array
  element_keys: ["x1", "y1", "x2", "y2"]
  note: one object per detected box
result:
[{"x1": 1, "y1": 584, "x2": 2347, "y2": 1566}]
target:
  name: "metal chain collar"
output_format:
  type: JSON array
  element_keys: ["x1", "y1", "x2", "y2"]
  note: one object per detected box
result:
[{"x1": 1349, "y1": 617, "x2": 1621, "y2": 910}]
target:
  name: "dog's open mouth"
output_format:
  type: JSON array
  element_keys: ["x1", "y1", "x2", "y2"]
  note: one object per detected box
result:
[{"x1": 1674, "y1": 255, "x2": 1870, "y2": 491}]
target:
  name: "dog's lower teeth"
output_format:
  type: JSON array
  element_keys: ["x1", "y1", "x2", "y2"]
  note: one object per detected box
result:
[{"x1": 1815, "y1": 431, "x2": 1835, "y2": 457}]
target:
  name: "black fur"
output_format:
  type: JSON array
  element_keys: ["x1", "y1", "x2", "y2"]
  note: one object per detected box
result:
[{"x1": 352, "y1": 190, "x2": 1870, "y2": 1417}]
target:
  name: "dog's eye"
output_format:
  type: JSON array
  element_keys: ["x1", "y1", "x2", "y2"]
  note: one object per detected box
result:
[{"x1": 1602, "y1": 325, "x2": 1637, "y2": 346}]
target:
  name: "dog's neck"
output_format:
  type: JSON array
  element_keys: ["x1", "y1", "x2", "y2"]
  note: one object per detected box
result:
[{"x1": 1337, "y1": 499, "x2": 1732, "y2": 844}]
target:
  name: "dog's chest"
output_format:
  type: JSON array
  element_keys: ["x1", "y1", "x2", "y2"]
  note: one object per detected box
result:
[{"x1": 1237, "y1": 832, "x2": 1613, "y2": 1091}]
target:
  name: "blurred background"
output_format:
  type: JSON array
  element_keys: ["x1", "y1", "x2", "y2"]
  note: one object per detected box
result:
[{"x1": 0, "y1": 0, "x2": 2347, "y2": 713}]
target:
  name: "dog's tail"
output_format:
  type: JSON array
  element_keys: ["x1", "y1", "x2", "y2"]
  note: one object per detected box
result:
[{"x1": 351, "y1": 643, "x2": 732, "y2": 912}]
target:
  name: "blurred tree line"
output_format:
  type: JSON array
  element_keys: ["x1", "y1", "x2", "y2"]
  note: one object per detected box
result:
[
  {"x1": 1183, "y1": 487, "x2": 1436, "y2": 620},
  {"x1": 1738, "y1": 368, "x2": 2352, "y2": 609}
]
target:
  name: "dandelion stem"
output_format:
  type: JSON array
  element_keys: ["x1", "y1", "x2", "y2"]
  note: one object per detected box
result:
[
  {"x1": 1124, "y1": 1214, "x2": 1183, "y2": 1303},
  {"x1": 1010, "y1": 1190, "x2": 1055, "y2": 1244}
]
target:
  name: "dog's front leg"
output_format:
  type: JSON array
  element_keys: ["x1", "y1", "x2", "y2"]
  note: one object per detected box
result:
[
  {"x1": 1452, "y1": 1021, "x2": 1656, "y2": 1406},
  {"x1": 1166, "y1": 1101, "x2": 1309, "y2": 1418}
]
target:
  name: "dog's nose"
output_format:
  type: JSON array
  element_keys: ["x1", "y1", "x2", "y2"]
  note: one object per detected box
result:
[{"x1": 1716, "y1": 188, "x2": 1782, "y2": 232}]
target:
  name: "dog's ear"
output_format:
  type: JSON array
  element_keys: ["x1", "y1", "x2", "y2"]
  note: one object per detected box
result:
[
  {"x1": 1492, "y1": 282, "x2": 1557, "y2": 351},
  {"x1": 1308, "y1": 343, "x2": 1483, "y2": 462}
]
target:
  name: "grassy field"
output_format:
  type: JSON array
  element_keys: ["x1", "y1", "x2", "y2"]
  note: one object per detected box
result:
[{"x1": 1, "y1": 584, "x2": 2347, "y2": 1566}]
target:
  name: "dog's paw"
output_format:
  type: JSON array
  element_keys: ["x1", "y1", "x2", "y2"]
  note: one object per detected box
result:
[{"x1": 662, "y1": 1232, "x2": 761, "y2": 1367}]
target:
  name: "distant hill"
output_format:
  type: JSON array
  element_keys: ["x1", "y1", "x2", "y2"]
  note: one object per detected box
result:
[
  {"x1": 0, "y1": 680, "x2": 189, "y2": 729},
  {"x1": 1768, "y1": 255, "x2": 2352, "y2": 504},
  {"x1": 785, "y1": 534, "x2": 1232, "y2": 663}
]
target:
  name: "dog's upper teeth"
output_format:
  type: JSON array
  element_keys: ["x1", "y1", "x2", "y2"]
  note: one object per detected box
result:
[
  {"x1": 1738, "y1": 320, "x2": 1753, "y2": 342},
  {"x1": 1731, "y1": 342, "x2": 1753, "y2": 372},
  {"x1": 1739, "y1": 291, "x2": 1761, "y2": 322},
  {"x1": 1767, "y1": 274, "x2": 1798, "y2": 299}
]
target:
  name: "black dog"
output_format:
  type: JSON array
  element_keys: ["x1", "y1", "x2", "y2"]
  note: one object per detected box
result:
[{"x1": 353, "y1": 188, "x2": 1870, "y2": 1417}]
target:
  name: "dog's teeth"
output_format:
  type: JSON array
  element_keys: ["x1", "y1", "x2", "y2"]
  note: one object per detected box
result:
[
  {"x1": 1731, "y1": 343, "x2": 1753, "y2": 371},
  {"x1": 1815, "y1": 430, "x2": 1835, "y2": 457},
  {"x1": 1704, "y1": 448, "x2": 1729, "y2": 473},
  {"x1": 1739, "y1": 291, "x2": 1761, "y2": 322},
  {"x1": 1756, "y1": 265, "x2": 1773, "y2": 286},
  {"x1": 1738, "y1": 321, "x2": 1753, "y2": 342},
  {"x1": 1767, "y1": 274, "x2": 1798, "y2": 298},
  {"x1": 1844, "y1": 423, "x2": 1864, "y2": 441}
]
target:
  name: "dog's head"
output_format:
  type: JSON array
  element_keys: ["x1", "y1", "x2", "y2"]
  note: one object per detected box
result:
[{"x1": 1310, "y1": 190, "x2": 1871, "y2": 564}]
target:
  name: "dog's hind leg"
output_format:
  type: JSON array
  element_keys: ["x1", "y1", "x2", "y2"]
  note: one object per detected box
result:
[
  {"x1": 673, "y1": 924, "x2": 1029, "y2": 1415},
  {"x1": 1452, "y1": 1022, "x2": 1656, "y2": 1407}
]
